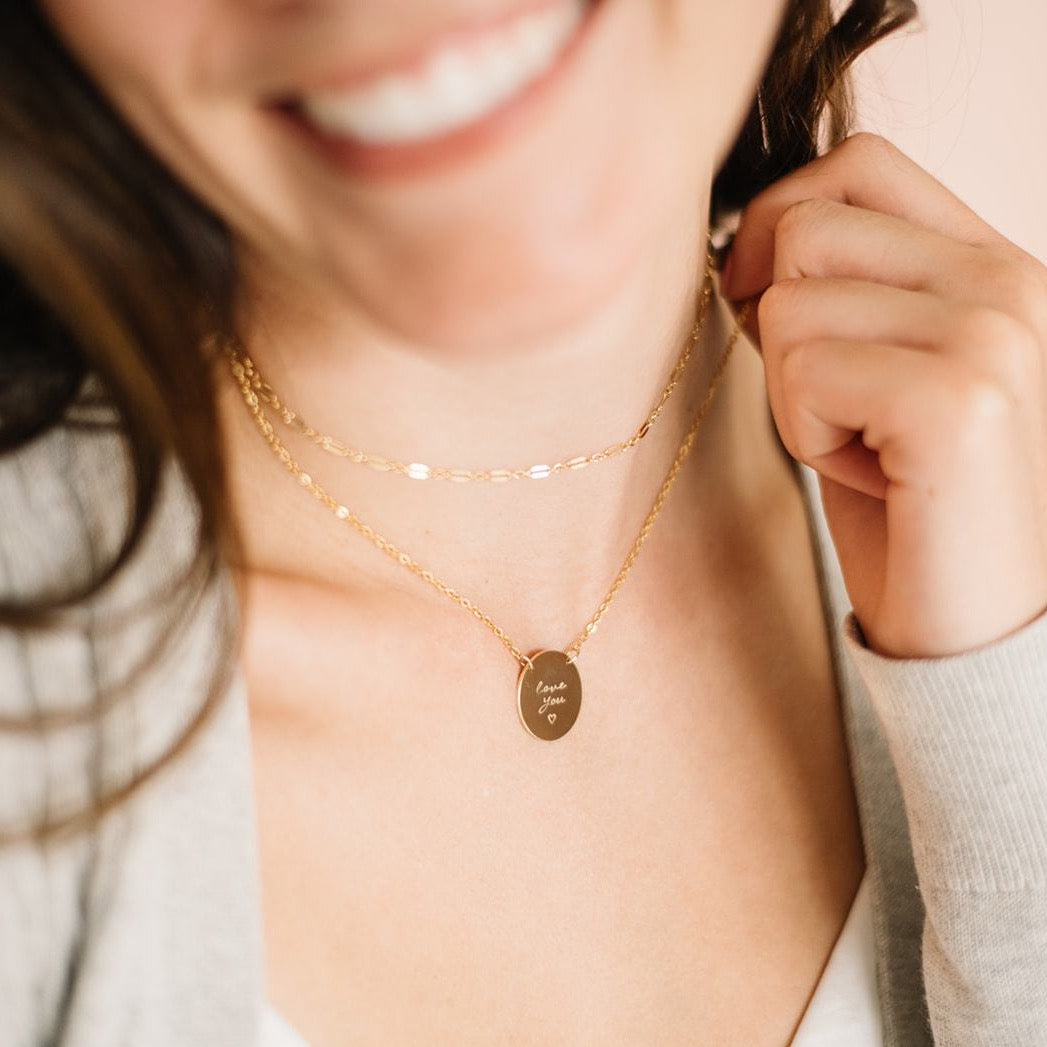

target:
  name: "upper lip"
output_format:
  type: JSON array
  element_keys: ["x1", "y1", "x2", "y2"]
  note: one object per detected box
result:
[{"x1": 266, "y1": 0, "x2": 584, "y2": 98}]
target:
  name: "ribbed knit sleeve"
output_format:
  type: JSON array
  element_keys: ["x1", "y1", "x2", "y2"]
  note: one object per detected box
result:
[{"x1": 841, "y1": 605, "x2": 1047, "y2": 1046}]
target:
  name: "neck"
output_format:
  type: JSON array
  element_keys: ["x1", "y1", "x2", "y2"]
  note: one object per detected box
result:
[{"x1": 214, "y1": 211, "x2": 780, "y2": 657}]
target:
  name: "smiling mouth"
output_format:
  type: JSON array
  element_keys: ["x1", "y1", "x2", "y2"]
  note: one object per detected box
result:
[{"x1": 272, "y1": 0, "x2": 596, "y2": 163}]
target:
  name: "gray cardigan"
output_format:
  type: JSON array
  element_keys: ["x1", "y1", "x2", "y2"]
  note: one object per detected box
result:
[{"x1": 2, "y1": 404, "x2": 1047, "y2": 1047}]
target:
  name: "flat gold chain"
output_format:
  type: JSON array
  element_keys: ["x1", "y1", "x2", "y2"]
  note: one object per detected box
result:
[
  {"x1": 231, "y1": 243, "x2": 717, "y2": 484},
  {"x1": 225, "y1": 290, "x2": 750, "y2": 671}
]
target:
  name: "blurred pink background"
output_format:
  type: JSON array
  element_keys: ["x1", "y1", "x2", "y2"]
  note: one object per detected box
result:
[{"x1": 850, "y1": 0, "x2": 1046, "y2": 264}]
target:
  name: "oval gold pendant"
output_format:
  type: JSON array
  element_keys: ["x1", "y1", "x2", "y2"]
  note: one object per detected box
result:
[{"x1": 517, "y1": 650, "x2": 582, "y2": 740}]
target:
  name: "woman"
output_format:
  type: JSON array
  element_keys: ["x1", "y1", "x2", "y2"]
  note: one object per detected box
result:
[{"x1": 1, "y1": 0, "x2": 1046, "y2": 1043}]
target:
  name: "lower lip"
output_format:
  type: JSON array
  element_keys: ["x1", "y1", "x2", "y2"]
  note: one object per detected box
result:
[{"x1": 266, "y1": 1, "x2": 603, "y2": 181}]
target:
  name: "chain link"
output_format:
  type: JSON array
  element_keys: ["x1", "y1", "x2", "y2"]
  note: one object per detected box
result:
[
  {"x1": 224, "y1": 271, "x2": 750, "y2": 670},
  {"x1": 231, "y1": 241, "x2": 718, "y2": 484}
]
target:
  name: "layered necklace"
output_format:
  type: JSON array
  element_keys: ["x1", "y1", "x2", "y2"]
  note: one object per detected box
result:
[{"x1": 225, "y1": 234, "x2": 749, "y2": 740}]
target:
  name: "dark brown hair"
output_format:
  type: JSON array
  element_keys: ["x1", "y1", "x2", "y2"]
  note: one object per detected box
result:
[{"x1": 0, "y1": 0, "x2": 919, "y2": 840}]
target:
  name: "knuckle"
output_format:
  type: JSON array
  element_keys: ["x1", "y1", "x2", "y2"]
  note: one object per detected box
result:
[
  {"x1": 757, "y1": 277, "x2": 805, "y2": 329},
  {"x1": 977, "y1": 253, "x2": 1047, "y2": 334},
  {"x1": 779, "y1": 340, "x2": 818, "y2": 398},
  {"x1": 959, "y1": 303, "x2": 1038, "y2": 364},
  {"x1": 958, "y1": 303, "x2": 1020, "y2": 347},
  {"x1": 775, "y1": 197, "x2": 829, "y2": 248},
  {"x1": 948, "y1": 370, "x2": 1014, "y2": 434},
  {"x1": 842, "y1": 130, "x2": 877, "y2": 150},
  {"x1": 842, "y1": 130, "x2": 895, "y2": 160},
  {"x1": 959, "y1": 286, "x2": 1047, "y2": 399}
]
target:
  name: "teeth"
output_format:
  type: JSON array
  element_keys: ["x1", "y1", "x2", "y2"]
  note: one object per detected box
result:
[{"x1": 299, "y1": 0, "x2": 587, "y2": 145}]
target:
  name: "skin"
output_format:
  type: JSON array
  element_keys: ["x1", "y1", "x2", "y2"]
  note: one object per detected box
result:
[
  {"x1": 37, "y1": 0, "x2": 1047, "y2": 1044},
  {"x1": 720, "y1": 144, "x2": 1047, "y2": 657},
  {"x1": 37, "y1": 0, "x2": 797, "y2": 621}
]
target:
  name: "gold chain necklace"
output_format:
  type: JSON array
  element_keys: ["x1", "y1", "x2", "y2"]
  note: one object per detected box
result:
[
  {"x1": 233, "y1": 236, "x2": 718, "y2": 484},
  {"x1": 225, "y1": 276, "x2": 750, "y2": 741}
]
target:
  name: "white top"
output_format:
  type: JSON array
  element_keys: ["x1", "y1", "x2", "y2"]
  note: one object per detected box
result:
[
  {"x1": 258, "y1": 871, "x2": 881, "y2": 1046},
  {"x1": 791, "y1": 871, "x2": 882, "y2": 1045},
  {"x1": 260, "y1": 1005, "x2": 311, "y2": 1047}
]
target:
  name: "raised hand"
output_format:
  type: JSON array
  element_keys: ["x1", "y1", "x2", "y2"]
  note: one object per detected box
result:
[{"x1": 720, "y1": 132, "x2": 1047, "y2": 658}]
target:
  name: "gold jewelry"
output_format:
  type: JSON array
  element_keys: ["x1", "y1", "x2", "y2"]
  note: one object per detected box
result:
[
  {"x1": 232, "y1": 236, "x2": 718, "y2": 484},
  {"x1": 225, "y1": 268, "x2": 751, "y2": 741}
]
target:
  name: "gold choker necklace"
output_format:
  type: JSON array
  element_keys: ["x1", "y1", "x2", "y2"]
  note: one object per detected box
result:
[
  {"x1": 232, "y1": 236, "x2": 719, "y2": 484},
  {"x1": 225, "y1": 254, "x2": 750, "y2": 741}
]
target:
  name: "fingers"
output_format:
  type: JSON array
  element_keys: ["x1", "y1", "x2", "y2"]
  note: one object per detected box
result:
[
  {"x1": 771, "y1": 338, "x2": 1017, "y2": 495},
  {"x1": 766, "y1": 199, "x2": 984, "y2": 295},
  {"x1": 721, "y1": 132, "x2": 1007, "y2": 303},
  {"x1": 761, "y1": 281, "x2": 1043, "y2": 498},
  {"x1": 757, "y1": 276, "x2": 1044, "y2": 401},
  {"x1": 714, "y1": 132, "x2": 1047, "y2": 658},
  {"x1": 719, "y1": 191, "x2": 1047, "y2": 368}
]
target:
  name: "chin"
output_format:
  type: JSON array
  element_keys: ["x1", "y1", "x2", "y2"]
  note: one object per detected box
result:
[{"x1": 230, "y1": 0, "x2": 700, "y2": 352}]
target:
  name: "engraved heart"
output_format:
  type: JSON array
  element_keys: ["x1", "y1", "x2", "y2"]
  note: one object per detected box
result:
[{"x1": 547, "y1": 713, "x2": 557, "y2": 724}]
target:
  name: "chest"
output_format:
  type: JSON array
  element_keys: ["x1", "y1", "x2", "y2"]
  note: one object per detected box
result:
[{"x1": 242, "y1": 476, "x2": 865, "y2": 1047}]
